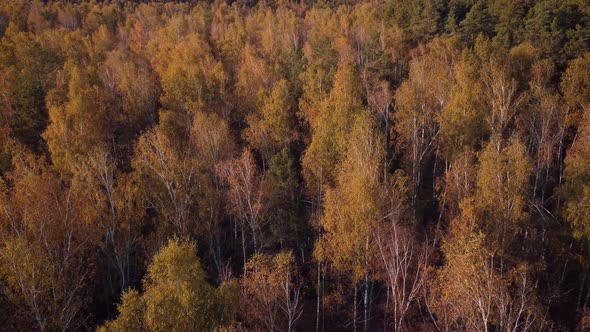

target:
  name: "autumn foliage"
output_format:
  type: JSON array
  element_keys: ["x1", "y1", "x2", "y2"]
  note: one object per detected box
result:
[{"x1": 0, "y1": 0, "x2": 590, "y2": 331}]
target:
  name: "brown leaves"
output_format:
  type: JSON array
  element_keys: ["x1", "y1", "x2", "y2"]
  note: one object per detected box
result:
[
  {"x1": 0, "y1": 151, "x2": 96, "y2": 331},
  {"x1": 216, "y1": 149, "x2": 267, "y2": 246},
  {"x1": 241, "y1": 251, "x2": 302, "y2": 331}
]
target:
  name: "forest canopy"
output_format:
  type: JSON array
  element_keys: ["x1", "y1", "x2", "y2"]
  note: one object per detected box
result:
[{"x1": 1, "y1": 0, "x2": 590, "y2": 331}]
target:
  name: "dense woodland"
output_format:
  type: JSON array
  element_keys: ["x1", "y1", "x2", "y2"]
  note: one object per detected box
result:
[{"x1": 1, "y1": 0, "x2": 590, "y2": 331}]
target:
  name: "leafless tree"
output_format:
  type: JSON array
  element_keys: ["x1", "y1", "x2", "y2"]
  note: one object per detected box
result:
[
  {"x1": 375, "y1": 222, "x2": 430, "y2": 332},
  {"x1": 216, "y1": 149, "x2": 266, "y2": 267},
  {"x1": 279, "y1": 269, "x2": 303, "y2": 332}
]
